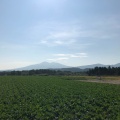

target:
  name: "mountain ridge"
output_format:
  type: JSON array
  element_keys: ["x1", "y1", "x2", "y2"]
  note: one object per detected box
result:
[
  {"x1": 2, "y1": 62, "x2": 120, "y2": 71},
  {"x1": 15, "y1": 62, "x2": 70, "y2": 70},
  {"x1": 78, "y1": 63, "x2": 120, "y2": 69}
]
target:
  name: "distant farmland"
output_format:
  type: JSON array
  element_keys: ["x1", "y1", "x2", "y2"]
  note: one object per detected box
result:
[{"x1": 0, "y1": 76, "x2": 120, "y2": 120}]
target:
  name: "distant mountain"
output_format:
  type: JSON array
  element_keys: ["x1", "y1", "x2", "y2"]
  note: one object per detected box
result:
[
  {"x1": 78, "y1": 63, "x2": 120, "y2": 69},
  {"x1": 111, "y1": 63, "x2": 120, "y2": 67},
  {"x1": 15, "y1": 62, "x2": 70, "y2": 70},
  {"x1": 6, "y1": 62, "x2": 120, "y2": 71},
  {"x1": 78, "y1": 64, "x2": 106, "y2": 69}
]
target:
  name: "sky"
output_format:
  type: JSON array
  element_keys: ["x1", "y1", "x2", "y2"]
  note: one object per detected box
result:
[{"x1": 0, "y1": 0, "x2": 120, "y2": 70}]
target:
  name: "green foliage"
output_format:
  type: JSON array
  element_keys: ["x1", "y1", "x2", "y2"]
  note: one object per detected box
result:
[
  {"x1": 0, "y1": 69, "x2": 85, "y2": 76},
  {"x1": 0, "y1": 76, "x2": 120, "y2": 119},
  {"x1": 88, "y1": 66, "x2": 120, "y2": 76}
]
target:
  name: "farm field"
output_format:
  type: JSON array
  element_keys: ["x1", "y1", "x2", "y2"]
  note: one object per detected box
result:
[{"x1": 0, "y1": 76, "x2": 120, "y2": 120}]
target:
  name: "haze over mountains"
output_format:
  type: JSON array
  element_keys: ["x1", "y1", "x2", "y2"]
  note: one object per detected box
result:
[
  {"x1": 12, "y1": 62, "x2": 120, "y2": 72},
  {"x1": 15, "y1": 62, "x2": 70, "y2": 70}
]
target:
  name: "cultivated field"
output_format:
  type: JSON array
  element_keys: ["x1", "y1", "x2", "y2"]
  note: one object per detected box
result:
[{"x1": 0, "y1": 76, "x2": 120, "y2": 120}]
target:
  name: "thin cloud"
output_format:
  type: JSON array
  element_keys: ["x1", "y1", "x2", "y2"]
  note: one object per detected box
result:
[
  {"x1": 47, "y1": 57, "x2": 69, "y2": 62},
  {"x1": 48, "y1": 53, "x2": 88, "y2": 62},
  {"x1": 29, "y1": 17, "x2": 120, "y2": 48},
  {"x1": 53, "y1": 53, "x2": 88, "y2": 58},
  {"x1": 39, "y1": 30, "x2": 78, "y2": 46},
  {"x1": 53, "y1": 54, "x2": 67, "y2": 57}
]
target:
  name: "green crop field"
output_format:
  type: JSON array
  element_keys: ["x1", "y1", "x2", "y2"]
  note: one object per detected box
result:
[{"x1": 0, "y1": 76, "x2": 120, "y2": 120}]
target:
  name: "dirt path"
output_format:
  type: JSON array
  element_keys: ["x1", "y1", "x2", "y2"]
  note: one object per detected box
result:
[{"x1": 78, "y1": 80, "x2": 120, "y2": 85}]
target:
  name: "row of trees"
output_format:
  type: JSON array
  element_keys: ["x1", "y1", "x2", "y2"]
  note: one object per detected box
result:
[
  {"x1": 0, "y1": 69, "x2": 83, "y2": 76},
  {"x1": 0, "y1": 67, "x2": 120, "y2": 76},
  {"x1": 87, "y1": 66, "x2": 120, "y2": 76}
]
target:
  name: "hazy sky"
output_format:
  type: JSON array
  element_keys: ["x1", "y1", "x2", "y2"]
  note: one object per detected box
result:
[{"x1": 0, "y1": 0, "x2": 120, "y2": 70}]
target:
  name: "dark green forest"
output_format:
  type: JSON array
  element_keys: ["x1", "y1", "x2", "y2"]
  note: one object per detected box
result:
[
  {"x1": 0, "y1": 69, "x2": 82, "y2": 76},
  {"x1": 87, "y1": 66, "x2": 120, "y2": 76}
]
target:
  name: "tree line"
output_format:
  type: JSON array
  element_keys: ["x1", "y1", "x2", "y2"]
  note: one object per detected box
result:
[
  {"x1": 0, "y1": 66, "x2": 120, "y2": 76},
  {"x1": 87, "y1": 66, "x2": 120, "y2": 76},
  {"x1": 0, "y1": 69, "x2": 85, "y2": 76}
]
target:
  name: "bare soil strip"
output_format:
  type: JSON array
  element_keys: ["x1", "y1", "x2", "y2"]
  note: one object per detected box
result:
[{"x1": 78, "y1": 80, "x2": 120, "y2": 85}]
